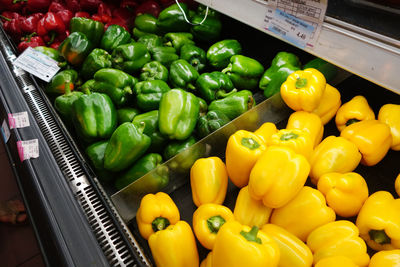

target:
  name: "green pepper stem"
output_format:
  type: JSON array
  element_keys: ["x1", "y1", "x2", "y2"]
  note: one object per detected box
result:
[
  {"x1": 151, "y1": 217, "x2": 170, "y2": 232},
  {"x1": 216, "y1": 88, "x2": 237, "y2": 99},
  {"x1": 63, "y1": 83, "x2": 72, "y2": 95},
  {"x1": 124, "y1": 86, "x2": 133, "y2": 95},
  {"x1": 241, "y1": 137, "x2": 260, "y2": 150},
  {"x1": 369, "y1": 229, "x2": 391, "y2": 245},
  {"x1": 346, "y1": 118, "x2": 360, "y2": 126},
  {"x1": 0, "y1": 15, "x2": 12, "y2": 22},
  {"x1": 81, "y1": 87, "x2": 91, "y2": 95},
  {"x1": 47, "y1": 32, "x2": 56, "y2": 46},
  {"x1": 240, "y1": 226, "x2": 262, "y2": 244},
  {"x1": 280, "y1": 132, "x2": 299, "y2": 141},
  {"x1": 295, "y1": 77, "x2": 308, "y2": 89},
  {"x1": 221, "y1": 64, "x2": 232, "y2": 74},
  {"x1": 187, "y1": 83, "x2": 196, "y2": 91},
  {"x1": 113, "y1": 56, "x2": 123, "y2": 64},
  {"x1": 207, "y1": 215, "x2": 226, "y2": 234}
]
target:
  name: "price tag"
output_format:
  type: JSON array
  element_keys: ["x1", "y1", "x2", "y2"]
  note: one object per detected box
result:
[
  {"x1": 8, "y1": 111, "x2": 30, "y2": 129},
  {"x1": 13, "y1": 47, "x2": 60, "y2": 82},
  {"x1": 17, "y1": 139, "x2": 39, "y2": 161},
  {"x1": 1, "y1": 119, "x2": 10, "y2": 143}
]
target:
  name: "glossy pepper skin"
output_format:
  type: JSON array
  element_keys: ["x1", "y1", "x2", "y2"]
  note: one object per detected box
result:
[
  {"x1": 196, "y1": 71, "x2": 235, "y2": 103},
  {"x1": 356, "y1": 191, "x2": 400, "y2": 251},
  {"x1": 307, "y1": 220, "x2": 370, "y2": 267},
  {"x1": 309, "y1": 136, "x2": 362, "y2": 185},
  {"x1": 137, "y1": 34, "x2": 163, "y2": 52},
  {"x1": 100, "y1": 24, "x2": 132, "y2": 52},
  {"x1": 69, "y1": 17, "x2": 104, "y2": 47},
  {"x1": 150, "y1": 46, "x2": 179, "y2": 68},
  {"x1": 34, "y1": 46, "x2": 67, "y2": 68},
  {"x1": 59, "y1": 32, "x2": 93, "y2": 66},
  {"x1": 207, "y1": 39, "x2": 242, "y2": 70},
  {"x1": 340, "y1": 120, "x2": 392, "y2": 166},
  {"x1": 208, "y1": 90, "x2": 255, "y2": 120},
  {"x1": 196, "y1": 110, "x2": 231, "y2": 138},
  {"x1": 163, "y1": 135, "x2": 196, "y2": 160},
  {"x1": 180, "y1": 44, "x2": 206, "y2": 72},
  {"x1": 139, "y1": 61, "x2": 168, "y2": 82},
  {"x1": 112, "y1": 42, "x2": 151, "y2": 75},
  {"x1": 85, "y1": 140, "x2": 113, "y2": 182},
  {"x1": 225, "y1": 130, "x2": 266, "y2": 188},
  {"x1": 335, "y1": 95, "x2": 375, "y2": 132},
  {"x1": 396, "y1": 173, "x2": 400, "y2": 198},
  {"x1": 315, "y1": 256, "x2": 358, "y2": 267},
  {"x1": 268, "y1": 129, "x2": 313, "y2": 160},
  {"x1": 254, "y1": 122, "x2": 278, "y2": 144},
  {"x1": 378, "y1": 103, "x2": 400, "y2": 151},
  {"x1": 17, "y1": 34, "x2": 45, "y2": 53},
  {"x1": 37, "y1": 12, "x2": 66, "y2": 45},
  {"x1": 281, "y1": 68, "x2": 327, "y2": 112},
  {"x1": 134, "y1": 13, "x2": 160, "y2": 36},
  {"x1": 312, "y1": 84, "x2": 341, "y2": 125},
  {"x1": 117, "y1": 107, "x2": 140, "y2": 125},
  {"x1": 369, "y1": 250, "x2": 400, "y2": 267},
  {"x1": 156, "y1": 3, "x2": 191, "y2": 32},
  {"x1": 134, "y1": 80, "x2": 170, "y2": 111},
  {"x1": 286, "y1": 111, "x2": 324, "y2": 148},
  {"x1": 46, "y1": 69, "x2": 78, "y2": 95},
  {"x1": 190, "y1": 13, "x2": 222, "y2": 43},
  {"x1": 163, "y1": 32, "x2": 195, "y2": 52},
  {"x1": 190, "y1": 157, "x2": 228, "y2": 207},
  {"x1": 201, "y1": 252, "x2": 213, "y2": 267},
  {"x1": 169, "y1": 59, "x2": 199, "y2": 90},
  {"x1": 54, "y1": 85, "x2": 83, "y2": 125},
  {"x1": 271, "y1": 186, "x2": 336, "y2": 242},
  {"x1": 222, "y1": 55, "x2": 265, "y2": 90},
  {"x1": 212, "y1": 221, "x2": 280, "y2": 267},
  {"x1": 158, "y1": 89, "x2": 200, "y2": 140},
  {"x1": 80, "y1": 48, "x2": 112, "y2": 80},
  {"x1": 193, "y1": 204, "x2": 234, "y2": 250},
  {"x1": 262, "y1": 224, "x2": 313, "y2": 267},
  {"x1": 249, "y1": 146, "x2": 310, "y2": 209},
  {"x1": 303, "y1": 57, "x2": 338, "y2": 83}
]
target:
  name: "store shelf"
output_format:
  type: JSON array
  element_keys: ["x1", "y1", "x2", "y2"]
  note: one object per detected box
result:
[{"x1": 196, "y1": 0, "x2": 400, "y2": 95}]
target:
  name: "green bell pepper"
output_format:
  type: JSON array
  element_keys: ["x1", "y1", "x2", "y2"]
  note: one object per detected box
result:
[
  {"x1": 80, "y1": 48, "x2": 112, "y2": 80},
  {"x1": 195, "y1": 71, "x2": 236, "y2": 103},
  {"x1": 196, "y1": 4, "x2": 220, "y2": 18},
  {"x1": 134, "y1": 13, "x2": 161, "y2": 36},
  {"x1": 139, "y1": 61, "x2": 168, "y2": 82},
  {"x1": 190, "y1": 14, "x2": 222, "y2": 42},
  {"x1": 85, "y1": 140, "x2": 113, "y2": 182},
  {"x1": 100, "y1": 24, "x2": 132, "y2": 52},
  {"x1": 159, "y1": 89, "x2": 200, "y2": 140},
  {"x1": 196, "y1": 110, "x2": 231, "y2": 138},
  {"x1": 169, "y1": 59, "x2": 199, "y2": 90},
  {"x1": 180, "y1": 44, "x2": 206, "y2": 72},
  {"x1": 303, "y1": 57, "x2": 338, "y2": 83},
  {"x1": 156, "y1": 3, "x2": 191, "y2": 32},
  {"x1": 104, "y1": 121, "x2": 151, "y2": 172},
  {"x1": 198, "y1": 97, "x2": 208, "y2": 117},
  {"x1": 134, "y1": 80, "x2": 170, "y2": 111},
  {"x1": 34, "y1": 46, "x2": 67, "y2": 68},
  {"x1": 54, "y1": 85, "x2": 83, "y2": 125},
  {"x1": 112, "y1": 42, "x2": 151, "y2": 74},
  {"x1": 59, "y1": 32, "x2": 93, "y2": 66},
  {"x1": 117, "y1": 107, "x2": 140, "y2": 124},
  {"x1": 207, "y1": 39, "x2": 242, "y2": 70},
  {"x1": 222, "y1": 55, "x2": 264, "y2": 90},
  {"x1": 163, "y1": 135, "x2": 197, "y2": 160},
  {"x1": 114, "y1": 153, "x2": 164, "y2": 190},
  {"x1": 163, "y1": 32, "x2": 195, "y2": 52},
  {"x1": 69, "y1": 17, "x2": 104, "y2": 47},
  {"x1": 137, "y1": 34, "x2": 163, "y2": 51},
  {"x1": 46, "y1": 69, "x2": 79, "y2": 95},
  {"x1": 150, "y1": 46, "x2": 179, "y2": 68},
  {"x1": 262, "y1": 64, "x2": 300, "y2": 98},
  {"x1": 208, "y1": 90, "x2": 255, "y2": 120}
]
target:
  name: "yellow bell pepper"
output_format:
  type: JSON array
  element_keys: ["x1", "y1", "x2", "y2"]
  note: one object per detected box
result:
[
  {"x1": 335, "y1": 95, "x2": 375, "y2": 132},
  {"x1": 136, "y1": 192, "x2": 180, "y2": 240},
  {"x1": 312, "y1": 84, "x2": 342, "y2": 125},
  {"x1": 225, "y1": 130, "x2": 266, "y2": 188},
  {"x1": 378, "y1": 103, "x2": 400, "y2": 151},
  {"x1": 268, "y1": 129, "x2": 314, "y2": 160},
  {"x1": 190, "y1": 157, "x2": 228, "y2": 207},
  {"x1": 254, "y1": 122, "x2": 277, "y2": 145},
  {"x1": 212, "y1": 221, "x2": 280, "y2": 267},
  {"x1": 200, "y1": 252, "x2": 213, "y2": 267},
  {"x1": 369, "y1": 250, "x2": 400, "y2": 267},
  {"x1": 309, "y1": 136, "x2": 361, "y2": 185},
  {"x1": 286, "y1": 110, "x2": 324, "y2": 148},
  {"x1": 261, "y1": 224, "x2": 313, "y2": 267},
  {"x1": 314, "y1": 256, "x2": 359, "y2": 267},
  {"x1": 317, "y1": 172, "x2": 369, "y2": 217},
  {"x1": 340, "y1": 119, "x2": 392, "y2": 166},
  {"x1": 396, "y1": 173, "x2": 400, "y2": 198},
  {"x1": 192, "y1": 203, "x2": 234, "y2": 250},
  {"x1": 306, "y1": 220, "x2": 370, "y2": 266},
  {"x1": 356, "y1": 191, "x2": 400, "y2": 251},
  {"x1": 233, "y1": 186, "x2": 272, "y2": 228},
  {"x1": 148, "y1": 220, "x2": 199, "y2": 267},
  {"x1": 248, "y1": 146, "x2": 310, "y2": 209},
  {"x1": 280, "y1": 68, "x2": 326, "y2": 112},
  {"x1": 270, "y1": 186, "x2": 336, "y2": 242}
]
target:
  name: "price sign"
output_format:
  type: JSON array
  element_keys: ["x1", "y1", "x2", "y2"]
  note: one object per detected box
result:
[
  {"x1": 1, "y1": 119, "x2": 10, "y2": 143},
  {"x1": 8, "y1": 111, "x2": 30, "y2": 129},
  {"x1": 17, "y1": 139, "x2": 39, "y2": 161}
]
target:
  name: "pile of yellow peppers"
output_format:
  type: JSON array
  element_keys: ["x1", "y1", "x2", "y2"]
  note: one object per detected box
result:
[{"x1": 135, "y1": 68, "x2": 400, "y2": 267}]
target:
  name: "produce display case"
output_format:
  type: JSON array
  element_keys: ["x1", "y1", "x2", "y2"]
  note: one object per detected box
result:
[{"x1": 0, "y1": 1, "x2": 399, "y2": 266}]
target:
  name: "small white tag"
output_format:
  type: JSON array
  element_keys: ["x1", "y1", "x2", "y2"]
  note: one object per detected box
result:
[
  {"x1": 17, "y1": 139, "x2": 39, "y2": 161},
  {"x1": 13, "y1": 47, "x2": 60, "y2": 82},
  {"x1": 1, "y1": 120, "x2": 10, "y2": 143},
  {"x1": 8, "y1": 111, "x2": 30, "y2": 129}
]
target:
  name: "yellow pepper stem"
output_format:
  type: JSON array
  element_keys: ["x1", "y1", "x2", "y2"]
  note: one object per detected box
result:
[
  {"x1": 369, "y1": 229, "x2": 391, "y2": 245},
  {"x1": 240, "y1": 226, "x2": 262, "y2": 244},
  {"x1": 152, "y1": 217, "x2": 170, "y2": 232},
  {"x1": 241, "y1": 137, "x2": 260, "y2": 150},
  {"x1": 345, "y1": 118, "x2": 360, "y2": 126},
  {"x1": 280, "y1": 132, "x2": 299, "y2": 141},
  {"x1": 207, "y1": 215, "x2": 226, "y2": 234},
  {"x1": 295, "y1": 78, "x2": 308, "y2": 89}
]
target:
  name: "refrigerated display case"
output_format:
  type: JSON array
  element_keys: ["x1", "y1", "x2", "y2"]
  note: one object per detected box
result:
[{"x1": 0, "y1": 1, "x2": 399, "y2": 266}]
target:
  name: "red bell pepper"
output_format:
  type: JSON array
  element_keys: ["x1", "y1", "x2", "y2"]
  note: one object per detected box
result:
[
  {"x1": 37, "y1": 12, "x2": 66, "y2": 45},
  {"x1": 24, "y1": 0, "x2": 51, "y2": 13},
  {"x1": 120, "y1": 0, "x2": 138, "y2": 11},
  {"x1": 134, "y1": 0, "x2": 161, "y2": 17},
  {"x1": 112, "y1": 7, "x2": 134, "y2": 29},
  {"x1": 79, "y1": 0, "x2": 102, "y2": 12},
  {"x1": 2, "y1": 16, "x2": 23, "y2": 41},
  {"x1": 105, "y1": 17, "x2": 129, "y2": 31},
  {"x1": 0, "y1": 0, "x2": 25, "y2": 13},
  {"x1": 65, "y1": 0, "x2": 81, "y2": 13},
  {"x1": 0, "y1": 11, "x2": 21, "y2": 21},
  {"x1": 91, "y1": 14, "x2": 111, "y2": 24},
  {"x1": 48, "y1": 2, "x2": 68, "y2": 12},
  {"x1": 57, "y1": 9, "x2": 73, "y2": 27},
  {"x1": 20, "y1": 13, "x2": 43, "y2": 34},
  {"x1": 74, "y1": 11, "x2": 91, "y2": 18},
  {"x1": 17, "y1": 33, "x2": 45, "y2": 53},
  {"x1": 98, "y1": 2, "x2": 113, "y2": 17}
]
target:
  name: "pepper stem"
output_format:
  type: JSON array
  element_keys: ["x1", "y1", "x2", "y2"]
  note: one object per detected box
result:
[
  {"x1": 240, "y1": 226, "x2": 262, "y2": 244},
  {"x1": 187, "y1": 83, "x2": 196, "y2": 90},
  {"x1": 221, "y1": 64, "x2": 232, "y2": 74},
  {"x1": 216, "y1": 88, "x2": 237, "y2": 99},
  {"x1": 241, "y1": 137, "x2": 260, "y2": 150},
  {"x1": 280, "y1": 132, "x2": 299, "y2": 141},
  {"x1": 0, "y1": 15, "x2": 12, "y2": 22},
  {"x1": 207, "y1": 215, "x2": 226, "y2": 234},
  {"x1": 124, "y1": 86, "x2": 132, "y2": 95},
  {"x1": 47, "y1": 32, "x2": 56, "y2": 45},
  {"x1": 295, "y1": 77, "x2": 307, "y2": 89},
  {"x1": 345, "y1": 118, "x2": 360, "y2": 126},
  {"x1": 369, "y1": 229, "x2": 391, "y2": 245},
  {"x1": 151, "y1": 217, "x2": 170, "y2": 232}
]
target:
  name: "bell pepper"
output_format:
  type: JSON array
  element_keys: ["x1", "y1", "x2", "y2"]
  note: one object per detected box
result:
[
  {"x1": 17, "y1": 34, "x2": 45, "y2": 53},
  {"x1": 139, "y1": 61, "x2": 168, "y2": 82},
  {"x1": 46, "y1": 69, "x2": 78, "y2": 95},
  {"x1": 286, "y1": 110, "x2": 324, "y2": 148},
  {"x1": 192, "y1": 203, "x2": 234, "y2": 250},
  {"x1": 134, "y1": 13, "x2": 160, "y2": 36},
  {"x1": 180, "y1": 44, "x2": 206, "y2": 72},
  {"x1": 25, "y1": 0, "x2": 51, "y2": 14},
  {"x1": 268, "y1": 129, "x2": 314, "y2": 160},
  {"x1": 111, "y1": 7, "x2": 134, "y2": 30},
  {"x1": 74, "y1": 11, "x2": 90, "y2": 18},
  {"x1": 100, "y1": 24, "x2": 132, "y2": 52},
  {"x1": 211, "y1": 221, "x2": 280, "y2": 267},
  {"x1": 195, "y1": 71, "x2": 235, "y2": 103},
  {"x1": 79, "y1": 0, "x2": 101, "y2": 12},
  {"x1": 54, "y1": 84, "x2": 83, "y2": 125},
  {"x1": 222, "y1": 55, "x2": 264, "y2": 90},
  {"x1": 137, "y1": 34, "x2": 163, "y2": 52},
  {"x1": 114, "y1": 153, "x2": 163, "y2": 190},
  {"x1": 335, "y1": 95, "x2": 375, "y2": 132},
  {"x1": 254, "y1": 122, "x2": 278, "y2": 144},
  {"x1": 312, "y1": 84, "x2": 342, "y2": 125},
  {"x1": 262, "y1": 224, "x2": 313, "y2": 267},
  {"x1": 315, "y1": 256, "x2": 359, "y2": 267},
  {"x1": 225, "y1": 130, "x2": 266, "y2": 188},
  {"x1": 309, "y1": 136, "x2": 362, "y2": 185},
  {"x1": 85, "y1": 140, "x2": 113, "y2": 182},
  {"x1": 201, "y1": 252, "x2": 213, "y2": 267},
  {"x1": 196, "y1": 110, "x2": 231, "y2": 138},
  {"x1": 80, "y1": 48, "x2": 112, "y2": 80},
  {"x1": 303, "y1": 57, "x2": 338, "y2": 83},
  {"x1": 150, "y1": 46, "x2": 179, "y2": 68},
  {"x1": 307, "y1": 220, "x2": 370, "y2": 266},
  {"x1": 163, "y1": 135, "x2": 196, "y2": 160},
  {"x1": 134, "y1": 80, "x2": 170, "y2": 111},
  {"x1": 198, "y1": 97, "x2": 208, "y2": 116},
  {"x1": 356, "y1": 191, "x2": 400, "y2": 251},
  {"x1": 396, "y1": 173, "x2": 400, "y2": 198},
  {"x1": 156, "y1": 3, "x2": 191, "y2": 32},
  {"x1": 340, "y1": 119, "x2": 392, "y2": 166},
  {"x1": 233, "y1": 186, "x2": 272, "y2": 228},
  {"x1": 59, "y1": 32, "x2": 92, "y2": 66},
  {"x1": 208, "y1": 90, "x2": 255, "y2": 120},
  {"x1": 132, "y1": 110, "x2": 167, "y2": 150},
  {"x1": 1, "y1": 13, "x2": 22, "y2": 41},
  {"x1": 117, "y1": 107, "x2": 140, "y2": 125},
  {"x1": 134, "y1": 0, "x2": 161, "y2": 18},
  {"x1": 369, "y1": 250, "x2": 400, "y2": 267},
  {"x1": 158, "y1": 89, "x2": 200, "y2": 140},
  {"x1": 190, "y1": 13, "x2": 222, "y2": 43},
  {"x1": 56, "y1": 10, "x2": 74, "y2": 31},
  {"x1": 34, "y1": 46, "x2": 65, "y2": 64},
  {"x1": 169, "y1": 59, "x2": 199, "y2": 90},
  {"x1": 72, "y1": 91, "x2": 117, "y2": 142},
  {"x1": 69, "y1": 17, "x2": 104, "y2": 47},
  {"x1": 112, "y1": 43, "x2": 151, "y2": 74},
  {"x1": 249, "y1": 145, "x2": 310, "y2": 208},
  {"x1": 163, "y1": 32, "x2": 195, "y2": 52},
  {"x1": 0, "y1": 1, "x2": 24, "y2": 12},
  {"x1": 37, "y1": 12, "x2": 66, "y2": 45},
  {"x1": 103, "y1": 121, "x2": 151, "y2": 172},
  {"x1": 48, "y1": 2, "x2": 68, "y2": 13},
  {"x1": 190, "y1": 157, "x2": 228, "y2": 207},
  {"x1": 270, "y1": 186, "x2": 336, "y2": 242},
  {"x1": 378, "y1": 103, "x2": 400, "y2": 151},
  {"x1": 317, "y1": 172, "x2": 369, "y2": 218},
  {"x1": 195, "y1": 3, "x2": 220, "y2": 18},
  {"x1": 207, "y1": 39, "x2": 242, "y2": 70},
  {"x1": 20, "y1": 13, "x2": 43, "y2": 34},
  {"x1": 136, "y1": 192, "x2": 180, "y2": 240},
  {"x1": 66, "y1": 0, "x2": 81, "y2": 13}
]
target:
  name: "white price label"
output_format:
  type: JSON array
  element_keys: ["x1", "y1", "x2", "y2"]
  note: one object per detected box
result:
[
  {"x1": 17, "y1": 139, "x2": 39, "y2": 161},
  {"x1": 13, "y1": 47, "x2": 60, "y2": 82},
  {"x1": 1, "y1": 119, "x2": 10, "y2": 143},
  {"x1": 8, "y1": 111, "x2": 30, "y2": 129}
]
